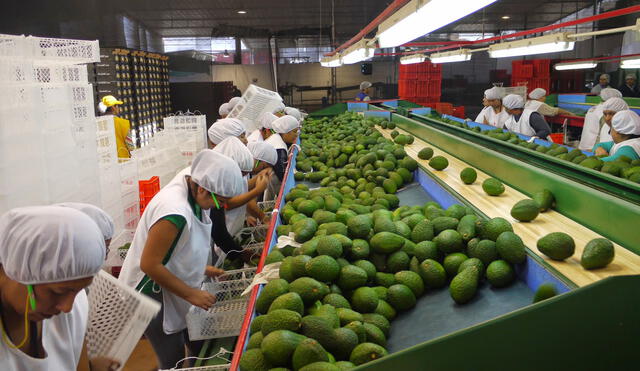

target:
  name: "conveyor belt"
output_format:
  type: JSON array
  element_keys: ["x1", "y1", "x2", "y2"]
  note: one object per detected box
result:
[{"x1": 376, "y1": 127, "x2": 640, "y2": 287}]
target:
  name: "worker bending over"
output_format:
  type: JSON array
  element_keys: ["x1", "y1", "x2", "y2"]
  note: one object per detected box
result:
[
  {"x1": 594, "y1": 110, "x2": 640, "y2": 162},
  {"x1": 503, "y1": 94, "x2": 552, "y2": 140}
]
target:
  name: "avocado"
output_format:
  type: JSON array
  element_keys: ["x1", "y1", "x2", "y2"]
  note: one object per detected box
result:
[
  {"x1": 349, "y1": 239, "x2": 370, "y2": 260},
  {"x1": 250, "y1": 315, "x2": 266, "y2": 335},
  {"x1": 318, "y1": 222, "x2": 348, "y2": 236},
  {"x1": 374, "y1": 217, "x2": 397, "y2": 234},
  {"x1": 337, "y1": 265, "x2": 368, "y2": 291},
  {"x1": 256, "y1": 279, "x2": 289, "y2": 314},
  {"x1": 261, "y1": 309, "x2": 302, "y2": 336},
  {"x1": 460, "y1": 167, "x2": 477, "y2": 184},
  {"x1": 482, "y1": 178, "x2": 505, "y2": 196},
  {"x1": 483, "y1": 217, "x2": 513, "y2": 241},
  {"x1": 292, "y1": 338, "x2": 329, "y2": 371},
  {"x1": 456, "y1": 214, "x2": 478, "y2": 242},
  {"x1": 457, "y1": 258, "x2": 484, "y2": 280},
  {"x1": 434, "y1": 229, "x2": 464, "y2": 254},
  {"x1": 268, "y1": 292, "x2": 305, "y2": 316},
  {"x1": 411, "y1": 220, "x2": 434, "y2": 243},
  {"x1": 247, "y1": 331, "x2": 264, "y2": 349},
  {"x1": 510, "y1": 199, "x2": 540, "y2": 222},
  {"x1": 327, "y1": 328, "x2": 359, "y2": 361},
  {"x1": 431, "y1": 216, "x2": 459, "y2": 234},
  {"x1": 449, "y1": 266, "x2": 479, "y2": 304},
  {"x1": 362, "y1": 322, "x2": 387, "y2": 347},
  {"x1": 486, "y1": 260, "x2": 515, "y2": 287},
  {"x1": 261, "y1": 330, "x2": 306, "y2": 366},
  {"x1": 393, "y1": 270, "x2": 425, "y2": 297},
  {"x1": 443, "y1": 252, "x2": 469, "y2": 278},
  {"x1": 467, "y1": 239, "x2": 498, "y2": 266},
  {"x1": 336, "y1": 308, "x2": 364, "y2": 327},
  {"x1": 306, "y1": 255, "x2": 340, "y2": 283},
  {"x1": 351, "y1": 287, "x2": 379, "y2": 313},
  {"x1": 419, "y1": 259, "x2": 447, "y2": 289},
  {"x1": 300, "y1": 316, "x2": 336, "y2": 350},
  {"x1": 445, "y1": 204, "x2": 467, "y2": 220},
  {"x1": 418, "y1": 147, "x2": 434, "y2": 160},
  {"x1": 533, "y1": 282, "x2": 558, "y2": 303},
  {"x1": 291, "y1": 255, "x2": 312, "y2": 278},
  {"x1": 370, "y1": 232, "x2": 405, "y2": 254},
  {"x1": 495, "y1": 231, "x2": 527, "y2": 264},
  {"x1": 308, "y1": 304, "x2": 340, "y2": 328},
  {"x1": 428, "y1": 155, "x2": 449, "y2": 170},
  {"x1": 375, "y1": 272, "x2": 396, "y2": 287},
  {"x1": 386, "y1": 251, "x2": 410, "y2": 273},
  {"x1": 323, "y1": 293, "x2": 351, "y2": 309},
  {"x1": 298, "y1": 200, "x2": 320, "y2": 217},
  {"x1": 349, "y1": 343, "x2": 388, "y2": 365},
  {"x1": 413, "y1": 241, "x2": 440, "y2": 262},
  {"x1": 335, "y1": 361, "x2": 356, "y2": 370},
  {"x1": 353, "y1": 259, "x2": 377, "y2": 282},
  {"x1": 537, "y1": 232, "x2": 575, "y2": 261},
  {"x1": 346, "y1": 214, "x2": 373, "y2": 239},
  {"x1": 316, "y1": 236, "x2": 343, "y2": 258},
  {"x1": 293, "y1": 218, "x2": 319, "y2": 243},
  {"x1": 374, "y1": 299, "x2": 397, "y2": 321},
  {"x1": 581, "y1": 238, "x2": 615, "y2": 269},
  {"x1": 289, "y1": 277, "x2": 328, "y2": 305},
  {"x1": 240, "y1": 348, "x2": 273, "y2": 371}
]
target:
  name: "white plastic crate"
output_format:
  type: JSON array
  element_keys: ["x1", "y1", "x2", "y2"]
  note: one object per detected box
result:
[
  {"x1": 0, "y1": 59, "x2": 32, "y2": 84},
  {"x1": 215, "y1": 267, "x2": 257, "y2": 282},
  {"x1": 31, "y1": 63, "x2": 89, "y2": 84},
  {"x1": 86, "y1": 271, "x2": 160, "y2": 370},
  {"x1": 28, "y1": 36, "x2": 100, "y2": 64},
  {"x1": 0, "y1": 34, "x2": 28, "y2": 58},
  {"x1": 176, "y1": 366, "x2": 230, "y2": 371},
  {"x1": 119, "y1": 157, "x2": 139, "y2": 198},
  {"x1": 99, "y1": 162, "x2": 122, "y2": 207},
  {"x1": 121, "y1": 191, "x2": 140, "y2": 230},
  {"x1": 186, "y1": 278, "x2": 253, "y2": 341},
  {"x1": 227, "y1": 84, "x2": 283, "y2": 133}
]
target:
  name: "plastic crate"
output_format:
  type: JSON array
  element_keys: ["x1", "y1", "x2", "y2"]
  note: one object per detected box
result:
[
  {"x1": 549, "y1": 133, "x2": 564, "y2": 144},
  {"x1": 453, "y1": 106, "x2": 466, "y2": 119},
  {"x1": 533, "y1": 59, "x2": 551, "y2": 77},
  {"x1": 28, "y1": 36, "x2": 100, "y2": 64},
  {"x1": 86, "y1": 270, "x2": 160, "y2": 370},
  {"x1": 215, "y1": 267, "x2": 257, "y2": 282},
  {"x1": 106, "y1": 229, "x2": 135, "y2": 268},
  {"x1": 514, "y1": 64, "x2": 533, "y2": 78},
  {"x1": 186, "y1": 278, "x2": 254, "y2": 341},
  {"x1": 405, "y1": 80, "x2": 417, "y2": 98},
  {"x1": 416, "y1": 83, "x2": 429, "y2": 98},
  {"x1": 139, "y1": 176, "x2": 160, "y2": 214},
  {"x1": 0, "y1": 34, "x2": 28, "y2": 58},
  {"x1": 32, "y1": 64, "x2": 89, "y2": 84},
  {"x1": 435, "y1": 102, "x2": 454, "y2": 115},
  {"x1": 227, "y1": 84, "x2": 283, "y2": 133},
  {"x1": 119, "y1": 158, "x2": 139, "y2": 197},
  {"x1": 406, "y1": 64, "x2": 418, "y2": 73},
  {"x1": 0, "y1": 58, "x2": 32, "y2": 84},
  {"x1": 406, "y1": 72, "x2": 418, "y2": 80},
  {"x1": 428, "y1": 81, "x2": 442, "y2": 97},
  {"x1": 122, "y1": 191, "x2": 140, "y2": 230}
]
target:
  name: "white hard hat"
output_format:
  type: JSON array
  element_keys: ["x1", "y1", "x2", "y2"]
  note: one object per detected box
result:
[
  {"x1": 612, "y1": 110, "x2": 640, "y2": 135},
  {"x1": 503, "y1": 94, "x2": 525, "y2": 110},
  {"x1": 190, "y1": 150, "x2": 243, "y2": 198},
  {"x1": 284, "y1": 107, "x2": 302, "y2": 121}
]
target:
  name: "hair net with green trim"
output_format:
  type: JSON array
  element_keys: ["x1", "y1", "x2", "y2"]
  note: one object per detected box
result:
[
  {"x1": 208, "y1": 118, "x2": 246, "y2": 145},
  {"x1": 214, "y1": 136, "x2": 254, "y2": 173},
  {"x1": 247, "y1": 141, "x2": 278, "y2": 165},
  {"x1": 191, "y1": 150, "x2": 243, "y2": 198},
  {"x1": 56, "y1": 202, "x2": 114, "y2": 240},
  {"x1": 0, "y1": 206, "x2": 106, "y2": 285}
]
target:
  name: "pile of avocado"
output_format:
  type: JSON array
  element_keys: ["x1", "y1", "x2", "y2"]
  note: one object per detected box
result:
[
  {"x1": 428, "y1": 114, "x2": 640, "y2": 184},
  {"x1": 240, "y1": 113, "x2": 533, "y2": 371}
]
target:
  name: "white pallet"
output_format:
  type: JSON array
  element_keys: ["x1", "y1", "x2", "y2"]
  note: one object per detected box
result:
[
  {"x1": 86, "y1": 271, "x2": 160, "y2": 370},
  {"x1": 227, "y1": 84, "x2": 283, "y2": 133}
]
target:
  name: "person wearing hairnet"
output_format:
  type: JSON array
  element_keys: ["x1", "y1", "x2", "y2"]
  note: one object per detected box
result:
[
  {"x1": 593, "y1": 110, "x2": 640, "y2": 161},
  {"x1": 248, "y1": 112, "x2": 277, "y2": 143},
  {"x1": 619, "y1": 74, "x2": 640, "y2": 98},
  {"x1": 272, "y1": 101, "x2": 286, "y2": 117},
  {"x1": 218, "y1": 103, "x2": 231, "y2": 119},
  {"x1": 264, "y1": 115, "x2": 300, "y2": 200},
  {"x1": 591, "y1": 97, "x2": 630, "y2": 150},
  {"x1": 502, "y1": 94, "x2": 552, "y2": 140},
  {"x1": 207, "y1": 118, "x2": 247, "y2": 148},
  {"x1": 245, "y1": 141, "x2": 278, "y2": 225},
  {"x1": 525, "y1": 88, "x2": 573, "y2": 117},
  {"x1": 98, "y1": 95, "x2": 135, "y2": 158},
  {"x1": 579, "y1": 88, "x2": 623, "y2": 150},
  {"x1": 591, "y1": 73, "x2": 611, "y2": 94},
  {"x1": 55, "y1": 202, "x2": 115, "y2": 259},
  {"x1": 474, "y1": 89, "x2": 492, "y2": 122},
  {"x1": 118, "y1": 150, "x2": 243, "y2": 369},
  {"x1": 474, "y1": 87, "x2": 508, "y2": 128},
  {"x1": 355, "y1": 81, "x2": 372, "y2": 102},
  {"x1": 0, "y1": 206, "x2": 118, "y2": 370},
  {"x1": 285, "y1": 107, "x2": 303, "y2": 122}
]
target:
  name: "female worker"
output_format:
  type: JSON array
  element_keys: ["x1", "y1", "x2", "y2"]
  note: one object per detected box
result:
[
  {"x1": 99, "y1": 95, "x2": 135, "y2": 158},
  {"x1": 285, "y1": 107, "x2": 303, "y2": 122},
  {"x1": 273, "y1": 102, "x2": 286, "y2": 117},
  {"x1": 218, "y1": 103, "x2": 231, "y2": 119},
  {"x1": 247, "y1": 112, "x2": 277, "y2": 143},
  {"x1": 0, "y1": 206, "x2": 116, "y2": 370},
  {"x1": 207, "y1": 118, "x2": 247, "y2": 148},
  {"x1": 355, "y1": 81, "x2": 372, "y2": 102},
  {"x1": 475, "y1": 87, "x2": 508, "y2": 128},
  {"x1": 264, "y1": 115, "x2": 300, "y2": 200},
  {"x1": 596, "y1": 97, "x2": 630, "y2": 147},
  {"x1": 593, "y1": 110, "x2": 640, "y2": 161},
  {"x1": 579, "y1": 88, "x2": 623, "y2": 150},
  {"x1": 525, "y1": 88, "x2": 573, "y2": 117},
  {"x1": 56, "y1": 202, "x2": 115, "y2": 259},
  {"x1": 502, "y1": 94, "x2": 552, "y2": 140},
  {"x1": 474, "y1": 88, "x2": 492, "y2": 123},
  {"x1": 246, "y1": 141, "x2": 278, "y2": 225},
  {"x1": 118, "y1": 150, "x2": 243, "y2": 369}
]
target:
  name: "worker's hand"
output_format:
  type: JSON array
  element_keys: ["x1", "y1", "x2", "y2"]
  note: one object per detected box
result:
[
  {"x1": 89, "y1": 357, "x2": 121, "y2": 371},
  {"x1": 186, "y1": 288, "x2": 216, "y2": 310},
  {"x1": 246, "y1": 216, "x2": 258, "y2": 227},
  {"x1": 595, "y1": 147, "x2": 609, "y2": 156},
  {"x1": 261, "y1": 214, "x2": 271, "y2": 225},
  {"x1": 254, "y1": 173, "x2": 270, "y2": 193},
  {"x1": 204, "y1": 265, "x2": 225, "y2": 278}
]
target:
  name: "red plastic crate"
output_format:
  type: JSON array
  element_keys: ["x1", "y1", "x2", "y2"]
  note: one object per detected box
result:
[
  {"x1": 435, "y1": 102, "x2": 454, "y2": 115},
  {"x1": 533, "y1": 59, "x2": 551, "y2": 77},
  {"x1": 511, "y1": 77, "x2": 530, "y2": 87},
  {"x1": 416, "y1": 82, "x2": 429, "y2": 97},
  {"x1": 407, "y1": 64, "x2": 418, "y2": 73},
  {"x1": 453, "y1": 106, "x2": 465, "y2": 119},
  {"x1": 139, "y1": 176, "x2": 161, "y2": 214},
  {"x1": 530, "y1": 78, "x2": 550, "y2": 92},
  {"x1": 429, "y1": 63, "x2": 442, "y2": 73},
  {"x1": 406, "y1": 72, "x2": 418, "y2": 80},
  {"x1": 399, "y1": 64, "x2": 407, "y2": 73},
  {"x1": 405, "y1": 80, "x2": 417, "y2": 98},
  {"x1": 416, "y1": 62, "x2": 429, "y2": 73}
]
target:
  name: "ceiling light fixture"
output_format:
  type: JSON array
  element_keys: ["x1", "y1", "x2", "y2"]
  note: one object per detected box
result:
[
  {"x1": 400, "y1": 54, "x2": 427, "y2": 65},
  {"x1": 376, "y1": 0, "x2": 497, "y2": 48},
  {"x1": 430, "y1": 48, "x2": 472, "y2": 63},
  {"x1": 554, "y1": 60, "x2": 598, "y2": 70},
  {"x1": 237, "y1": 10, "x2": 247, "y2": 14},
  {"x1": 488, "y1": 33, "x2": 575, "y2": 58},
  {"x1": 341, "y1": 39, "x2": 374, "y2": 64},
  {"x1": 621, "y1": 57, "x2": 640, "y2": 69},
  {"x1": 320, "y1": 55, "x2": 342, "y2": 68},
  {"x1": 501, "y1": 16, "x2": 510, "y2": 20}
]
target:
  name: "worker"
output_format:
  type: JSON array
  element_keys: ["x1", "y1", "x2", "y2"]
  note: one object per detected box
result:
[
  {"x1": 525, "y1": 88, "x2": 573, "y2": 117},
  {"x1": 474, "y1": 87, "x2": 508, "y2": 128},
  {"x1": 595, "y1": 97, "x2": 630, "y2": 147},
  {"x1": 618, "y1": 74, "x2": 640, "y2": 98},
  {"x1": 473, "y1": 89, "x2": 492, "y2": 122},
  {"x1": 285, "y1": 107, "x2": 303, "y2": 122},
  {"x1": 273, "y1": 102, "x2": 286, "y2": 117},
  {"x1": 502, "y1": 94, "x2": 552, "y2": 140},
  {"x1": 118, "y1": 150, "x2": 243, "y2": 369},
  {"x1": 593, "y1": 110, "x2": 640, "y2": 161},
  {"x1": 578, "y1": 88, "x2": 623, "y2": 151},
  {"x1": 227, "y1": 97, "x2": 243, "y2": 111},
  {"x1": 246, "y1": 141, "x2": 278, "y2": 226},
  {"x1": 218, "y1": 103, "x2": 231, "y2": 118},
  {"x1": 247, "y1": 112, "x2": 277, "y2": 143},
  {"x1": 591, "y1": 74, "x2": 611, "y2": 94},
  {"x1": 98, "y1": 95, "x2": 135, "y2": 158},
  {"x1": 264, "y1": 115, "x2": 300, "y2": 200},
  {"x1": 0, "y1": 206, "x2": 117, "y2": 371},
  {"x1": 55, "y1": 202, "x2": 115, "y2": 259},
  {"x1": 207, "y1": 118, "x2": 247, "y2": 148},
  {"x1": 355, "y1": 81, "x2": 372, "y2": 102}
]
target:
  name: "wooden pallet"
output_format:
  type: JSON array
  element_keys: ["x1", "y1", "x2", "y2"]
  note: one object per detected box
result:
[{"x1": 377, "y1": 127, "x2": 640, "y2": 287}]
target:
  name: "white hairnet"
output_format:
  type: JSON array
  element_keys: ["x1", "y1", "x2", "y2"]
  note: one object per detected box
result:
[
  {"x1": 248, "y1": 141, "x2": 278, "y2": 166},
  {"x1": 360, "y1": 81, "x2": 372, "y2": 90},
  {"x1": 271, "y1": 115, "x2": 300, "y2": 134},
  {"x1": 600, "y1": 74, "x2": 610, "y2": 81},
  {"x1": 56, "y1": 203, "x2": 114, "y2": 240},
  {"x1": 503, "y1": 94, "x2": 525, "y2": 110},
  {"x1": 214, "y1": 136, "x2": 254, "y2": 173},
  {"x1": 528, "y1": 88, "x2": 547, "y2": 100},
  {"x1": 284, "y1": 107, "x2": 302, "y2": 121},
  {"x1": 600, "y1": 88, "x2": 622, "y2": 101},
  {"x1": 228, "y1": 96, "x2": 243, "y2": 110},
  {"x1": 612, "y1": 110, "x2": 640, "y2": 135},
  {"x1": 485, "y1": 87, "x2": 503, "y2": 100},
  {"x1": 272, "y1": 101, "x2": 286, "y2": 114},
  {"x1": 190, "y1": 150, "x2": 243, "y2": 198},
  {"x1": 625, "y1": 74, "x2": 636, "y2": 80},
  {"x1": 602, "y1": 97, "x2": 629, "y2": 112},
  {"x1": 259, "y1": 112, "x2": 278, "y2": 130},
  {"x1": 208, "y1": 118, "x2": 246, "y2": 145},
  {"x1": 98, "y1": 101, "x2": 107, "y2": 114},
  {"x1": 0, "y1": 206, "x2": 106, "y2": 285},
  {"x1": 219, "y1": 103, "x2": 231, "y2": 116}
]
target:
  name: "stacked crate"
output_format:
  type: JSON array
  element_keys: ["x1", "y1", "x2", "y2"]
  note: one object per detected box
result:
[
  {"x1": 398, "y1": 61, "x2": 442, "y2": 106},
  {"x1": 91, "y1": 49, "x2": 134, "y2": 121},
  {"x1": 511, "y1": 59, "x2": 551, "y2": 94}
]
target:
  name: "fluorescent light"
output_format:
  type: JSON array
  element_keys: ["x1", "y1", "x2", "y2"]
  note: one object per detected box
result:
[
  {"x1": 488, "y1": 33, "x2": 575, "y2": 58},
  {"x1": 341, "y1": 39, "x2": 374, "y2": 64},
  {"x1": 400, "y1": 54, "x2": 426, "y2": 65},
  {"x1": 501, "y1": 16, "x2": 510, "y2": 20},
  {"x1": 430, "y1": 49, "x2": 472, "y2": 63},
  {"x1": 554, "y1": 61, "x2": 598, "y2": 70},
  {"x1": 237, "y1": 10, "x2": 247, "y2": 14},
  {"x1": 376, "y1": 0, "x2": 497, "y2": 48},
  {"x1": 621, "y1": 58, "x2": 640, "y2": 69},
  {"x1": 320, "y1": 55, "x2": 342, "y2": 68}
]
